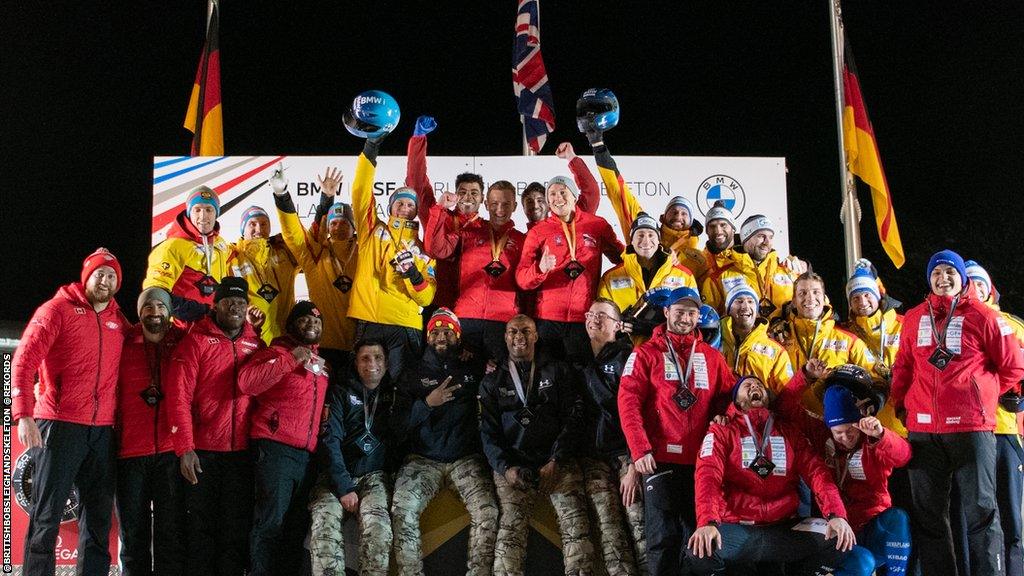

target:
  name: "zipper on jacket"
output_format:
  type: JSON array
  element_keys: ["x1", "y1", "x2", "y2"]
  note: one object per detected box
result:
[
  {"x1": 970, "y1": 378, "x2": 986, "y2": 420},
  {"x1": 306, "y1": 372, "x2": 320, "y2": 450},
  {"x1": 92, "y1": 311, "x2": 103, "y2": 424},
  {"x1": 152, "y1": 343, "x2": 161, "y2": 455},
  {"x1": 231, "y1": 342, "x2": 239, "y2": 450}
]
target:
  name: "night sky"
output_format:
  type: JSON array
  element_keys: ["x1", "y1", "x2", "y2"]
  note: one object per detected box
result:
[{"x1": 3, "y1": 1, "x2": 1023, "y2": 323}]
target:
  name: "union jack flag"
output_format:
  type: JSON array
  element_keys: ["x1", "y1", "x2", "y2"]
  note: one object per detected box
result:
[{"x1": 513, "y1": 0, "x2": 555, "y2": 154}]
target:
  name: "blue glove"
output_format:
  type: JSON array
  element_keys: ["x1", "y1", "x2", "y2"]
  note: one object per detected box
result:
[
  {"x1": 643, "y1": 287, "x2": 675, "y2": 308},
  {"x1": 414, "y1": 116, "x2": 437, "y2": 137}
]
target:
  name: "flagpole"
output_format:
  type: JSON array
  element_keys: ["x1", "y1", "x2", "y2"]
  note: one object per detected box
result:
[{"x1": 830, "y1": 0, "x2": 862, "y2": 274}]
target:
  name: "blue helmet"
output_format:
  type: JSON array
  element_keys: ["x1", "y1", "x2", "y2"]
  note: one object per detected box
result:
[
  {"x1": 698, "y1": 304, "x2": 722, "y2": 350},
  {"x1": 576, "y1": 88, "x2": 619, "y2": 133},
  {"x1": 343, "y1": 90, "x2": 401, "y2": 139}
]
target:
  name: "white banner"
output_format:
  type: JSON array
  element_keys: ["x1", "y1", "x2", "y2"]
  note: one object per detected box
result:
[{"x1": 152, "y1": 155, "x2": 787, "y2": 295}]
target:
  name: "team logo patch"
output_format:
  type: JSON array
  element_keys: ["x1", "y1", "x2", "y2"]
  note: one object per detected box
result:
[
  {"x1": 74, "y1": 307, "x2": 86, "y2": 315},
  {"x1": 207, "y1": 338, "x2": 219, "y2": 344},
  {"x1": 611, "y1": 277, "x2": 633, "y2": 290},
  {"x1": 773, "y1": 273, "x2": 793, "y2": 285},
  {"x1": 602, "y1": 364, "x2": 616, "y2": 375},
  {"x1": 105, "y1": 321, "x2": 120, "y2": 330},
  {"x1": 538, "y1": 379, "x2": 553, "y2": 390},
  {"x1": 696, "y1": 174, "x2": 746, "y2": 217},
  {"x1": 751, "y1": 343, "x2": 776, "y2": 358},
  {"x1": 582, "y1": 233, "x2": 597, "y2": 247}
]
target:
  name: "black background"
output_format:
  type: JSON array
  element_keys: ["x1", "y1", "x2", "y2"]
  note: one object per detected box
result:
[{"x1": 3, "y1": 1, "x2": 1023, "y2": 323}]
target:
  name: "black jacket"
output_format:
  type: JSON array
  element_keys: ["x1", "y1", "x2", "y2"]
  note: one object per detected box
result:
[
  {"x1": 316, "y1": 374, "x2": 394, "y2": 497},
  {"x1": 575, "y1": 336, "x2": 634, "y2": 459},
  {"x1": 391, "y1": 347, "x2": 488, "y2": 463},
  {"x1": 479, "y1": 353, "x2": 583, "y2": 473}
]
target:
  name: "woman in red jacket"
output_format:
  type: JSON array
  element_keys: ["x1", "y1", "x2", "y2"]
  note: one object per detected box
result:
[
  {"x1": 687, "y1": 374, "x2": 855, "y2": 575},
  {"x1": 890, "y1": 250, "x2": 1024, "y2": 576}
]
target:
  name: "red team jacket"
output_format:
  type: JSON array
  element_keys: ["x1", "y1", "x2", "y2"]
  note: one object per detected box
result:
[
  {"x1": 822, "y1": 430, "x2": 912, "y2": 531},
  {"x1": 618, "y1": 324, "x2": 734, "y2": 465},
  {"x1": 891, "y1": 285, "x2": 1024, "y2": 434},
  {"x1": 12, "y1": 282, "x2": 128, "y2": 426},
  {"x1": 116, "y1": 324, "x2": 185, "y2": 458},
  {"x1": 515, "y1": 210, "x2": 624, "y2": 323},
  {"x1": 424, "y1": 207, "x2": 525, "y2": 322},
  {"x1": 167, "y1": 316, "x2": 263, "y2": 455},
  {"x1": 238, "y1": 337, "x2": 329, "y2": 453},
  {"x1": 695, "y1": 405, "x2": 847, "y2": 526}
]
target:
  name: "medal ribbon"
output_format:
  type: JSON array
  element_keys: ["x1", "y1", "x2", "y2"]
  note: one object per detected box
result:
[
  {"x1": 489, "y1": 225, "x2": 510, "y2": 263},
  {"x1": 743, "y1": 413, "x2": 775, "y2": 462},
  {"x1": 507, "y1": 359, "x2": 536, "y2": 406},
  {"x1": 926, "y1": 296, "x2": 960, "y2": 352},
  {"x1": 559, "y1": 218, "x2": 578, "y2": 263},
  {"x1": 664, "y1": 335, "x2": 698, "y2": 392},
  {"x1": 362, "y1": 387, "x2": 380, "y2": 436}
]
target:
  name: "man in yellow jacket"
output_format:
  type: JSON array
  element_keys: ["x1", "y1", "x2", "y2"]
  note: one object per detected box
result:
[
  {"x1": 589, "y1": 135, "x2": 708, "y2": 279},
  {"x1": 737, "y1": 214, "x2": 806, "y2": 320},
  {"x1": 967, "y1": 259, "x2": 1024, "y2": 576},
  {"x1": 719, "y1": 283, "x2": 794, "y2": 394},
  {"x1": 349, "y1": 136, "x2": 437, "y2": 378},
  {"x1": 271, "y1": 165, "x2": 359, "y2": 372},
  {"x1": 842, "y1": 263, "x2": 907, "y2": 437},
  {"x1": 598, "y1": 212, "x2": 696, "y2": 344},
  {"x1": 698, "y1": 201, "x2": 759, "y2": 315},
  {"x1": 778, "y1": 272, "x2": 878, "y2": 417},
  {"x1": 228, "y1": 205, "x2": 299, "y2": 344},
  {"x1": 144, "y1": 185, "x2": 233, "y2": 322}
]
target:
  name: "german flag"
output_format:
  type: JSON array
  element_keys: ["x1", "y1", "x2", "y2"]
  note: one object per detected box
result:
[
  {"x1": 842, "y1": 40, "x2": 904, "y2": 268},
  {"x1": 184, "y1": 0, "x2": 223, "y2": 156}
]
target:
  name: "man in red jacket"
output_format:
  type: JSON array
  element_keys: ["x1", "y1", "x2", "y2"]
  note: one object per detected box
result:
[
  {"x1": 424, "y1": 179, "x2": 526, "y2": 360},
  {"x1": 167, "y1": 276, "x2": 264, "y2": 575},
  {"x1": 687, "y1": 375, "x2": 855, "y2": 575},
  {"x1": 617, "y1": 286, "x2": 734, "y2": 575},
  {"x1": 515, "y1": 174, "x2": 623, "y2": 362},
  {"x1": 13, "y1": 248, "x2": 128, "y2": 576},
  {"x1": 890, "y1": 249, "x2": 1024, "y2": 576},
  {"x1": 239, "y1": 301, "x2": 329, "y2": 576},
  {"x1": 115, "y1": 287, "x2": 187, "y2": 576}
]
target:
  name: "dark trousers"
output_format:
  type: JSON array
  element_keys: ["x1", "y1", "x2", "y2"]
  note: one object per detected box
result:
[
  {"x1": 460, "y1": 317, "x2": 509, "y2": 362},
  {"x1": 185, "y1": 449, "x2": 254, "y2": 576},
  {"x1": 116, "y1": 451, "x2": 186, "y2": 576},
  {"x1": 688, "y1": 520, "x2": 841, "y2": 576},
  {"x1": 997, "y1": 434, "x2": 1024, "y2": 576},
  {"x1": 644, "y1": 464, "x2": 696, "y2": 576},
  {"x1": 355, "y1": 320, "x2": 423, "y2": 379},
  {"x1": 536, "y1": 319, "x2": 590, "y2": 364},
  {"x1": 250, "y1": 439, "x2": 317, "y2": 576},
  {"x1": 22, "y1": 420, "x2": 115, "y2": 576},
  {"x1": 908, "y1": 431, "x2": 1003, "y2": 576}
]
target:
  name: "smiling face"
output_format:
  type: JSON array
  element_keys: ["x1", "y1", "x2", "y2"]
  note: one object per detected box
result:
[
  {"x1": 85, "y1": 265, "x2": 118, "y2": 304},
  {"x1": 521, "y1": 188, "x2": 548, "y2": 223},
  {"x1": 214, "y1": 296, "x2": 248, "y2": 332},
  {"x1": 189, "y1": 204, "x2": 217, "y2": 235},
  {"x1": 427, "y1": 325, "x2": 459, "y2": 356},
  {"x1": 289, "y1": 314, "x2": 323, "y2": 345},
  {"x1": 355, "y1": 344, "x2": 386, "y2": 389},
  {"x1": 848, "y1": 290, "x2": 880, "y2": 317},
  {"x1": 830, "y1": 423, "x2": 863, "y2": 450},
  {"x1": 505, "y1": 316, "x2": 538, "y2": 361},
  {"x1": 930, "y1": 264, "x2": 962, "y2": 297},
  {"x1": 661, "y1": 205, "x2": 691, "y2": 231},
  {"x1": 706, "y1": 220, "x2": 735, "y2": 251},
  {"x1": 390, "y1": 198, "x2": 418, "y2": 220},
  {"x1": 743, "y1": 229, "x2": 774, "y2": 263},
  {"x1": 585, "y1": 301, "x2": 620, "y2": 342},
  {"x1": 664, "y1": 301, "x2": 700, "y2": 335},
  {"x1": 455, "y1": 181, "x2": 484, "y2": 216},
  {"x1": 486, "y1": 186, "x2": 517, "y2": 227},
  {"x1": 971, "y1": 278, "x2": 991, "y2": 301},
  {"x1": 546, "y1": 183, "x2": 577, "y2": 220},
  {"x1": 631, "y1": 229, "x2": 659, "y2": 259},
  {"x1": 794, "y1": 277, "x2": 826, "y2": 320},
  {"x1": 329, "y1": 218, "x2": 353, "y2": 240},
  {"x1": 728, "y1": 294, "x2": 759, "y2": 331}
]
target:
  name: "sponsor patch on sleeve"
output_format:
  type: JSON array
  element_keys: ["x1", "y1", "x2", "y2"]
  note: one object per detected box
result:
[
  {"x1": 622, "y1": 352, "x2": 637, "y2": 377},
  {"x1": 699, "y1": 433, "x2": 715, "y2": 458},
  {"x1": 998, "y1": 316, "x2": 1014, "y2": 336}
]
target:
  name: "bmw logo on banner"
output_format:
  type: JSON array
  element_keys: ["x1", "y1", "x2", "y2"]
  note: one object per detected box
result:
[{"x1": 696, "y1": 175, "x2": 746, "y2": 218}]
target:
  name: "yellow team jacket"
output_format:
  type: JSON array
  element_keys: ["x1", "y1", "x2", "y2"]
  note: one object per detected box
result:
[
  {"x1": 700, "y1": 247, "x2": 760, "y2": 315},
  {"x1": 228, "y1": 236, "x2": 298, "y2": 344},
  {"x1": 597, "y1": 251, "x2": 697, "y2": 345},
  {"x1": 348, "y1": 153, "x2": 436, "y2": 330},
  {"x1": 980, "y1": 298, "x2": 1024, "y2": 435},
  {"x1": 751, "y1": 252, "x2": 800, "y2": 320},
  {"x1": 721, "y1": 316, "x2": 794, "y2": 395},
  {"x1": 844, "y1": 306, "x2": 908, "y2": 437},
  {"x1": 781, "y1": 307, "x2": 879, "y2": 418},
  {"x1": 144, "y1": 212, "x2": 232, "y2": 313},
  {"x1": 277, "y1": 201, "x2": 358, "y2": 352},
  {"x1": 595, "y1": 157, "x2": 707, "y2": 279}
]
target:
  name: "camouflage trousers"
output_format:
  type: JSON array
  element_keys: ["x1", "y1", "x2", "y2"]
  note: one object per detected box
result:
[
  {"x1": 391, "y1": 453, "x2": 499, "y2": 576},
  {"x1": 492, "y1": 460, "x2": 594, "y2": 576},
  {"x1": 580, "y1": 455, "x2": 647, "y2": 576},
  {"x1": 308, "y1": 470, "x2": 392, "y2": 576}
]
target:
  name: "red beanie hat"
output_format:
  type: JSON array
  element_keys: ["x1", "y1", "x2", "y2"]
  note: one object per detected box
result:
[
  {"x1": 427, "y1": 307, "x2": 461, "y2": 338},
  {"x1": 81, "y1": 247, "x2": 122, "y2": 288}
]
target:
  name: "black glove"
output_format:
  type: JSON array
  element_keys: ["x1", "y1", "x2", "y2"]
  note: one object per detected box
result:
[{"x1": 1000, "y1": 391, "x2": 1024, "y2": 413}]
